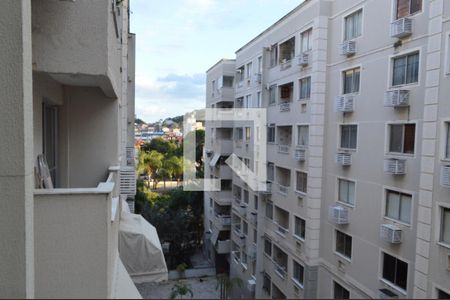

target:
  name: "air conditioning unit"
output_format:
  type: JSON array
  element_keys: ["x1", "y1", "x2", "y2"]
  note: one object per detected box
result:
[
  {"x1": 441, "y1": 166, "x2": 450, "y2": 187},
  {"x1": 384, "y1": 158, "x2": 406, "y2": 175},
  {"x1": 335, "y1": 95, "x2": 354, "y2": 112},
  {"x1": 391, "y1": 18, "x2": 412, "y2": 39},
  {"x1": 294, "y1": 148, "x2": 306, "y2": 162},
  {"x1": 120, "y1": 166, "x2": 136, "y2": 198},
  {"x1": 379, "y1": 288, "x2": 398, "y2": 299},
  {"x1": 384, "y1": 90, "x2": 409, "y2": 107},
  {"x1": 380, "y1": 224, "x2": 402, "y2": 244},
  {"x1": 340, "y1": 40, "x2": 356, "y2": 57},
  {"x1": 254, "y1": 73, "x2": 262, "y2": 84},
  {"x1": 329, "y1": 205, "x2": 349, "y2": 225},
  {"x1": 247, "y1": 279, "x2": 256, "y2": 292},
  {"x1": 297, "y1": 52, "x2": 310, "y2": 67},
  {"x1": 261, "y1": 182, "x2": 273, "y2": 195},
  {"x1": 336, "y1": 152, "x2": 352, "y2": 166}
]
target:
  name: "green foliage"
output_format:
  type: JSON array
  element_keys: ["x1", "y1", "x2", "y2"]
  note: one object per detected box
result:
[
  {"x1": 216, "y1": 274, "x2": 243, "y2": 300},
  {"x1": 170, "y1": 282, "x2": 193, "y2": 300},
  {"x1": 142, "y1": 138, "x2": 177, "y2": 155},
  {"x1": 135, "y1": 118, "x2": 146, "y2": 125},
  {"x1": 176, "y1": 263, "x2": 188, "y2": 273}
]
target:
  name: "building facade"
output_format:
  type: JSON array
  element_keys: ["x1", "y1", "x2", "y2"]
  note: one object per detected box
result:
[
  {"x1": 205, "y1": 0, "x2": 450, "y2": 298},
  {"x1": 0, "y1": 0, "x2": 166, "y2": 298}
]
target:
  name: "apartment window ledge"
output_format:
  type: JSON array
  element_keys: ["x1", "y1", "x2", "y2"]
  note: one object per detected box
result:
[
  {"x1": 336, "y1": 201, "x2": 355, "y2": 209},
  {"x1": 389, "y1": 82, "x2": 419, "y2": 90},
  {"x1": 291, "y1": 278, "x2": 304, "y2": 289},
  {"x1": 379, "y1": 278, "x2": 407, "y2": 296},
  {"x1": 385, "y1": 152, "x2": 415, "y2": 158},
  {"x1": 440, "y1": 158, "x2": 450, "y2": 163},
  {"x1": 293, "y1": 234, "x2": 305, "y2": 243},
  {"x1": 295, "y1": 190, "x2": 307, "y2": 197},
  {"x1": 437, "y1": 241, "x2": 450, "y2": 250},
  {"x1": 334, "y1": 252, "x2": 352, "y2": 263},
  {"x1": 298, "y1": 97, "x2": 310, "y2": 101},
  {"x1": 383, "y1": 216, "x2": 411, "y2": 228},
  {"x1": 338, "y1": 148, "x2": 357, "y2": 153}
]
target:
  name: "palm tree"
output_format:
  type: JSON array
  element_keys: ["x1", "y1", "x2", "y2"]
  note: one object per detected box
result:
[
  {"x1": 216, "y1": 273, "x2": 243, "y2": 299},
  {"x1": 164, "y1": 156, "x2": 183, "y2": 186},
  {"x1": 170, "y1": 282, "x2": 193, "y2": 299}
]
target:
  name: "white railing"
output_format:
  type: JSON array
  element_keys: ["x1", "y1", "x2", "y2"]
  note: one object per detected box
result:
[{"x1": 216, "y1": 214, "x2": 231, "y2": 226}]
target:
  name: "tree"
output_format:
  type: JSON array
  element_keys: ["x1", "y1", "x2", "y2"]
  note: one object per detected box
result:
[
  {"x1": 142, "y1": 138, "x2": 176, "y2": 155},
  {"x1": 137, "y1": 150, "x2": 163, "y2": 189},
  {"x1": 170, "y1": 282, "x2": 193, "y2": 299},
  {"x1": 164, "y1": 156, "x2": 183, "y2": 186},
  {"x1": 216, "y1": 274, "x2": 243, "y2": 300}
]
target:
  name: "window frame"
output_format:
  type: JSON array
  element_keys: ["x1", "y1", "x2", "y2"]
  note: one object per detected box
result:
[
  {"x1": 343, "y1": 8, "x2": 363, "y2": 41},
  {"x1": 300, "y1": 28, "x2": 313, "y2": 54},
  {"x1": 439, "y1": 206, "x2": 450, "y2": 246},
  {"x1": 269, "y1": 85, "x2": 277, "y2": 105},
  {"x1": 339, "y1": 124, "x2": 358, "y2": 150},
  {"x1": 390, "y1": 51, "x2": 420, "y2": 87},
  {"x1": 297, "y1": 124, "x2": 309, "y2": 148},
  {"x1": 267, "y1": 124, "x2": 276, "y2": 144},
  {"x1": 394, "y1": 0, "x2": 423, "y2": 20},
  {"x1": 342, "y1": 67, "x2": 361, "y2": 95},
  {"x1": 333, "y1": 281, "x2": 350, "y2": 299},
  {"x1": 388, "y1": 123, "x2": 416, "y2": 155},
  {"x1": 292, "y1": 260, "x2": 305, "y2": 288},
  {"x1": 384, "y1": 188, "x2": 413, "y2": 225},
  {"x1": 295, "y1": 171, "x2": 308, "y2": 194},
  {"x1": 337, "y1": 178, "x2": 356, "y2": 207},
  {"x1": 299, "y1": 76, "x2": 311, "y2": 100},
  {"x1": 335, "y1": 230, "x2": 352, "y2": 260},
  {"x1": 294, "y1": 216, "x2": 306, "y2": 241},
  {"x1": 381, "y1": 251, "x2": 409, "y2": 293}
]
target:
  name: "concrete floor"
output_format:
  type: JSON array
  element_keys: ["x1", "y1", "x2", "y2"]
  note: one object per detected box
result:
[{"x1": 136, "y1": 276, "x2": 220, "y2": 299}]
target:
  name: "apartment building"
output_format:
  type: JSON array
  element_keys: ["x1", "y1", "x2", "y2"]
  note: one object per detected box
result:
[
  {"x1": 0, "y1": 0, "x2": 166, "y2": 298},
  {"x1": 205, "y1": 0, "x2": 450, "y2": 298}
]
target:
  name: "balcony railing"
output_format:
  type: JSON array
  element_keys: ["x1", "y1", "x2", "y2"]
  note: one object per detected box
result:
[
  {"x1": 215, "y1": 214, "x2": 231, "y2": 226},
  {"x1": 273, "y1": 261, "x2": 287, "y2": 279},
  {"x1": 274, "y1": 221, "x2": 289, "y2": 236}
]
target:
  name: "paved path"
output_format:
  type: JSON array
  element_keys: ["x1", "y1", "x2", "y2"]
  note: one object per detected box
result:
[{"x1": 136, "y1": 276, "x2": 220, "y2": 299}]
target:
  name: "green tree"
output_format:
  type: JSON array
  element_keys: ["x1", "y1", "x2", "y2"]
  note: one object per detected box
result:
[
  {"x1": 142, "y1": 138, "x2": 176, "y2": 155},
  {"x1": 165, "y1": 156, "x2": 183, "y2": 186},
  {"x1": 170, "y1": 282, "x2": 193, "y2": 299},
  {"x1": 137, "y1": 150, "x2": 163, "y2": 189},
  {"x1": 216, "y1": 274, "x2": 243, "y2": 300}
]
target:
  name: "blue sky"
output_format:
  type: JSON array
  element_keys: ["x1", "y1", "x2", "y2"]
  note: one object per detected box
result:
[{"x1": 130, "y1": 0, "x2": 303, "y2": 123}]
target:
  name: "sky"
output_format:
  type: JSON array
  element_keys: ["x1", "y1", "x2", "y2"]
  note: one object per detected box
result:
[{"x1": 130, "y1": 0, "x2": 303, "y2": 123}]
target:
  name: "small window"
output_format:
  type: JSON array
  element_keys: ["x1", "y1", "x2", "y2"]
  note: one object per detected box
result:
[
  {"x1": 343, "y1": 67, "x2": 360, "y2": 94},
  {"x1": 253, "y1": 229, "x2": 257, "y2": 244},
  {"x1": 294, "y1": 216, "x2": 306, "y2": 240},
  {"x1": 235, "y1": 128, "x2": 243, "y2": 141},
  {"x1": 301, "y1": 28, "x2": 313, "y2": 53},
  {"x1": 344, "y1": 9, "x2": 362, "y2": 41},
  {"x1": 440, "y1": 207, "x2": 450, "y2": 245},
  {"x1": 296, "y1": 171, "x2": 308, "y2": 194},
  {"x1": 336, "y1": 230, "x2": 352, "y2": 259},
  {"x1": 243, "y1": 190, "x2": 249, "y2": 204},
  {"x1": 245, "y1": 95, "x2": 252, "y2": 108},
  {"x1": 269, "y1": 85, "x2": 277, "y2": 105},
  {"x1": 263, "y1": 273, "x2": 271, "y2": 295},
  {"x1": 264, "y1": 239, "x2": 272, "y2": 256},
  {"x1": 270, "y1": 44, "x2": 278, "y2": 67},
  {"x1": 396, "y1": 0, "x2": 422, "y2": 19},
  {"x1": 299, "y1": 77, "x2": 311, "y2": 100},
  {"x1": 389, "y1": 124, "x2": 415, "y2": 154},
  {"x1": 338, "y1": 179, "x2": 355, "y2": 206},
  {"x1": 293, "y1": 261, "x2": 304, "y2": 287},
  {"x1": 243, "y1": 221, "x2": 248, "y2": 236},
  {"x1": 267, "y1": 163, "x2": 275, "y2": 182},
  {"x1": 340, "y1": 125, "x2": 358, "y2": 150},
  {"x1": 268, "y1": 125, "x2": 276, "y2": 143},
  {"x1": 246, "y1": 62, "x2": 253, "y2": 79},
  {"x1": 382, "y1": 252, "x2": 408, "y2": 290},
  {"x1": 297, "y1": 125, "x2": 309, "y2": 147},
  {"x1": 385, "y1": 190, "x2": 412, "y2": 224},
  {"x1": 254, "y1": 195, "x2": 259, "y2": 210},
  {"x1": 392, "y1": 52, "x2": 419, "y2": 86},
  {"x1": 212, "y1": 80, "x2": 216, "y2": 95},
  {"x1": 223, "y1": 76, "x2": 234, "y2": 87},
  {"x1": 256, "y1": 92, "x2": 262, "y2": 108},
  {"x1": 334, "y1": 282, "x2": 350, "y2": 299},
  {"x1": 245, "y1": 127, "x2": 251, "y2": 141},
  {"x1": 445, "y1": 123, "x2": 450, "y2": 159},
  {"x1": 209, "y1": 198, "x2": 213, "y2": 208},
  {"x1": 266, "y1": 201, "x2": 273, "y2": 220}
]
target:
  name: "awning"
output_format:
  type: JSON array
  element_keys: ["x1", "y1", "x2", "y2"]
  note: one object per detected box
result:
[
  {"x1": 119, "y1": 208, "x2": 168, "y2": 284},
  {"x1": 209, "y1": 153, "x2": 220, "y2": 167}
]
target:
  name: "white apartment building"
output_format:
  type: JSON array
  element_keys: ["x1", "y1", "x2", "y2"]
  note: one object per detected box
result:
[
  {"x1": 0, "y1": 0, "x2": 166, "y2": 298},
  {"x1": 205, "y1": 0, "x2": 450, "y2": 298}
]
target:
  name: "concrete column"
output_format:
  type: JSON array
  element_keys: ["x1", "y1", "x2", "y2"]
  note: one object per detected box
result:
[{"x1": 0, "y1": 0, "x2": 34, "y2": 297}]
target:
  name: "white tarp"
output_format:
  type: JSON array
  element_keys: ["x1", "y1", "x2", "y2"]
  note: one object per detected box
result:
[{"x1": 119, "y1": 208, "x2": 168, "y2": 283}]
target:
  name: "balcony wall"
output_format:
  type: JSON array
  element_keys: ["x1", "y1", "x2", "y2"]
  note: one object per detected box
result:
[
  {"x1": 32, "y1": 0, "x2": 122, "y2": 98},
  {"x1": 34, "y1": 172, "x2": 119, "y2": 298}
]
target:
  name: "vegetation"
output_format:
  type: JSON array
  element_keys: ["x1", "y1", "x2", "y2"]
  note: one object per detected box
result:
[
  {"x1": 216, "y1": 274, "x2": 243, "y2": 300},
  {"x1": 170, "y1": 282, "x2": 193, "y2": 299}
]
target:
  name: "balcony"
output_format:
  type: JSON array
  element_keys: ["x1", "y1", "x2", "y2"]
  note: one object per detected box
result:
[
  {"x1": 384, "y1": 90, "x2": 410, "y2": 107},
  {"x1": 212, "y1": 190, "x2": 233, "y2": 206},
  {"x1": 336, "y1": 152, "x2": 352, "y2": 166},
  {"x1": 237, "y1": 235, "x2": 246, "y2": 247},
  {"x1": 335, "y1": 95, "x2": 355, "y2": 112},
  {"x1": 260, "y1": 182, "x2": 273, "y2": 195},
  {"x1": 214, "y1": 214, "x2": 231, "y2": 230},
  {"x1": 249, "y1": 212, "x2": 258, "y2": 226},
  {"x1": 215, "y1": 239, "x2": 231, "y2": 254},
  {"x1": 384, "y1": 158, "x2": 406, "y2": 175},
  {"x1": 391, "y1": 18, "x2": 412, "y2": 39},
  {"x1": 32, "y1": 0, "x2": 122, "y2": 98},
  {"x1": 278, "y1": 184, "x2": 289, "y2": 196},
  {"x1": 273, "y1": 245, "x2": 288, "y2": 280},
  {"x1": 239, "y1": 204, "x2": 247, "y2": 217},
  {"x1": 279, "y1": 37, "x2": 295, "y2": 71},
  {"x1": 340, "y1": 40, "x2": 356, "y2": 57}
]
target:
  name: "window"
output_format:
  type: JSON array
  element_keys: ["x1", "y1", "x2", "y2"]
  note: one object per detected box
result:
[
  {"x1": 437, "y1": 289, "x2": 450, "y2": 299},
  {"x1": 209, "y1": 198, "x2": 213, "y2": 208},
  {"x1": 382, "y1": 253, "x2": 408, "y2": 290},
  {"x1": 268, "y1": 125, "x2": 275, "y2": 143},
  {"x1": 212, "y1": 80, "x2": 216, "y2": 95},
  {"x1": 270, "y1": 44, "x2": 278, "y2": 67},
  {"x1": 343, "y1": 67, "x2": 360, "y2": 94},
  {"x1": 43, "y1": 104, "x2": 58, "y2": 187},
  {"x1": 389, "y1": 124, "x2": 415, "y2": 154},
  {"x1": 334, "y1": 282, "x2": 350, "y2": 299},
  {"x1": 266, "y1": 201, "x2": 273, "y2": 220},
  {"x1": 267, "y1": 163, "x2": 275, "y2": 182},
  {"x1": 256, "y1": 92, "x2": 261, "y2": 108},
  {"x1": 440, "y1": 207, "x2": 450, "y2": 245},
  {"x1": 264, "y1": 239, "x2": 272, "y2": 256},
  {"x1": 344, "y1": 9, "x2": 362, "y2": 41},
  {"x1": 258, "y1": 56, "x2": 263, "y2": 73},
  {"x1": 245, "y1": 127, "x2": 251, "y2": 141},
  {"x1": 235, "y1": 128, "x2": 243, "y2": 140},
  {"x1": 445, "y1": 123, "x2": 450, "y2": 159},
  {"x1": 385, "y1": 190, "x2": 412, "y2": 224},
  {"x1": 223, "y1": 76, "x2": 233, "y2": 87},
  {"x1": 299, "y1": 77, "x2": 311, "y2": 99},
  {"x1": 254, "y1": 195, "x2": 259, "y2": 210},
  {"x1": 338, "y1": 179, "x2": 355, "y2": 206},
  {"x1": 263, "y1": 273, "x2": 271, "y2": 295},
  {"x1": 392, "y1": 52, "x2": 419, "y2": 86},
  {"x1": 246, "y1": 62, "x2": 253, "y2": 79},
  {"x1": 336, "y1": 231, "x2": 352, "y2": 259},
  {"x1": 296, "y1": 171, "x2": 308, "y2": 194},
  {"x1": 396, "y1": 0, "x2": 422, "y2": 19},
  {"x1": 244, "y1": 190, "x2": 249, "y2": 204},
  {"x1": 245, "y1": 95, "x2": 252, "y2": 108},
  {"x1": 292, "y1": 261, "x2": 304, "y2": 287},
  {"x1": 243, "y1": 221, "x2": 248, "y2": 236},
  {"x1": 241, "y1": 251, "x2": 248, "y2": 265},
  {"x1": 297, "y1": 125, "x2": 309, "y2": 147},
  {"x1": 340, "y1": 125, "x2": 357, "y2": 149},
  {"x1": 269, "y1": 85, "x2": 277, "y2": 105},
  {"x1": 294, "y1": 216, "x2": 306, "y2": 240},
  {"x1": 301, "y1": 28, "x2": 312, "y2": 53},
  {"x1": 253, "y1": 229, "x2": 257, "y2": 244}
]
